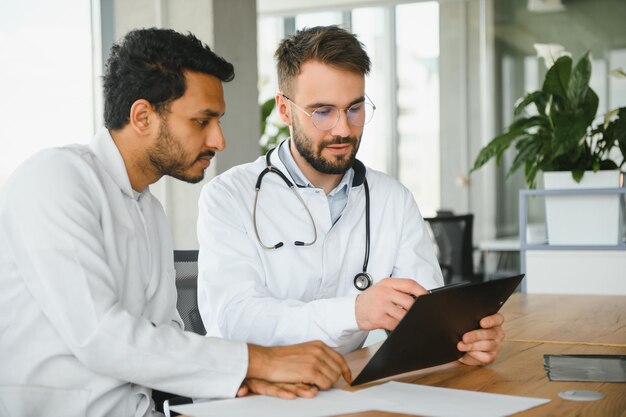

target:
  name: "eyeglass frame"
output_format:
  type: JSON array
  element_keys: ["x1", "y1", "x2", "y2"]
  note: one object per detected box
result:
[{"x1": 280, "y1": 93, "x2": 376, "y2": 132}]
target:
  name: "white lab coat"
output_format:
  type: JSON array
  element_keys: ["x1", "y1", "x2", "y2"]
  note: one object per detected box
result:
[
  {"x1": 197, "y1": 140, "x2": 443, "y2": 354},
  {"x1": 0, "y1": 129, "x2": 247, "y2": 417}
]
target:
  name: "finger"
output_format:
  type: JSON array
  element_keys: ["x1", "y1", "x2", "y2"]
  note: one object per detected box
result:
[
  {"x1": 309, "y1": 372, "x2": 334, "y2": 390},
  {"x1": 312, "y1": 362, "x2": 339, "y2": 389},
  {"x1": 236, "y1": 384, "x2": 249, "y2": 397},
  {"x1": 279, "y1": 383, "x2": 319, "y2": 398},
  {"x1": 458, "y1": 339, "x2": 501, "y2": 354},
  {"x1": 462, "y1": 327, "x2": 503, "y2": 344},
  {"x1": 390, "y1": 291, "x2": 416, "y2": 311},
  {"x1": 458, "y1": 353, "x2": 482, "y2": 366},
  {"x1": 385, "y1": 304, "x2": 407, "y2": 323},
  {"x1": 246, "y1": 379, "x2": 297, "y2": 400},
  {"x1": 303, "y1": 357, "x2": 335, "y2": 390},
  {"x1": 374, "y1": 311, "x2": 400, "y2": 331},
  {"x1": 480, "y1": 313, "x2": 504, "y2": 328},
  {"x1": 318, "y1": 343, "x2": 352, "y2": 383},
  {"x1": 459, "y1": 350, "x2": 497, "y2": 366},
  {"x1": 384, "y1": 278, "x2": 428, "y2": 297},
  {"x1": 304, "y1": 342, "x2": 344, "y2": 389}
]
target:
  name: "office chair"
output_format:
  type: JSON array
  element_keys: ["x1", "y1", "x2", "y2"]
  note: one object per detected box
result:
[
  {"x1": 424, "y1": 214, "x2": 482, "y2": 285},
  {"x1": 153, "y1": 250, "x2": 203, "y2": 415},
  {"x1": 173, "y1": 250, "x2": 206, "y2": 335}
]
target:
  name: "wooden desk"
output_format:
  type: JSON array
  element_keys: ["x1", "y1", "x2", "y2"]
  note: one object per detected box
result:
[
  {"x1": 338, "y1": 342, "x2": 626, "y2": 417},
  {"x1": 501, "y1": 293, "x2": 626, "y2": 347},
  {"x1": 179, "y1": 294, "x2": 625, "y2": 417},
  {"x1": 335, "y1": 293, "x2": 626, "y2": 417}
]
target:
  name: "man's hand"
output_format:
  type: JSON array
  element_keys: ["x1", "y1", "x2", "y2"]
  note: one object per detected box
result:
[
  {"x1": 457, "y1": 313, "x2": 505, "y2": 366},
  {"x1": 355, "y1": 278, "x2": 427, "y2": 331},
  {"x1": 247, "y1": 341, "x2": 351, "y2": 390},
  {"x1": 236, "y1": 379, "x2": 318, "y2": 399}
]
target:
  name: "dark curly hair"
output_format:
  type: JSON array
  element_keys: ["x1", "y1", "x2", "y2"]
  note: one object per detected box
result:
[
  {"x1": 103, "y1": 28, "x2": 234, "y2": 129},
  {"x1": 275, "y1": 25, "x2": 370, "y2": 97}
]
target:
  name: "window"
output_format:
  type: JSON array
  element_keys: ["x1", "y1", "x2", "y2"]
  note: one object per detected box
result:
[
  {"x1": 0, "y1": 0, "x2": 95, "y2": 186},
  {"x1": 395, "y1": 2, "x2": 440, "y2": 217},
  {"x1": 257, "y1": 2, "x2": 441, "y2": 216}
]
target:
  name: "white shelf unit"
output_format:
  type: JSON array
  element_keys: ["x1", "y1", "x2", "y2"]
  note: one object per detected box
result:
[{"x1": 519, "y1": 188, "x2": 626, "y2": 295}]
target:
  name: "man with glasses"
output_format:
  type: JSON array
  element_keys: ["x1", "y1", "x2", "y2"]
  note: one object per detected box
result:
[{"x1": 197, "y1": 26, "x2": 505, "y2": 364}]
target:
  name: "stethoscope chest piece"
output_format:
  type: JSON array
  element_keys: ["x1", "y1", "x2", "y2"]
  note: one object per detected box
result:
[{"x1": 354, "y1": 272, "x2": 373, "y2": 291}]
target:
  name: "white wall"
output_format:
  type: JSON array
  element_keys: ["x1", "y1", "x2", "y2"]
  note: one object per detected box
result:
[{"x1": 108, "y1": 0, "x2": 259, "y2": 249}]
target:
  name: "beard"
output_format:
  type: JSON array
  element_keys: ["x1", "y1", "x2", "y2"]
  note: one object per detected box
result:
[
  {"x1": 147, "y1": 119, "x2": 213, "y2": 184},
  {"x1": 291, "y1": 118, "x2": 361, "y2": 175}
]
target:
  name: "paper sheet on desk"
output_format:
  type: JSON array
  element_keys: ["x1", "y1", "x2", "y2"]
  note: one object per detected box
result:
[
  {"x1": 169, "y1": 389, "x2": 396, "y2": 417},
  {"x1": 353, "y1": 382, "x2": 550, "y2": 417}
]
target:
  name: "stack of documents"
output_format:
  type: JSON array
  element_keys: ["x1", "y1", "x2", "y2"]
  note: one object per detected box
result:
[
  {"x1": 171, "y1": 381, "x2": 550, "y2": 417},
  {"x1": 544, "y1": 354, "x2": 626, "y2": 382}
]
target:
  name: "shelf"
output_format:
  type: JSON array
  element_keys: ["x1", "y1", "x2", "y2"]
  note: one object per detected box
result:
[{"x1": 518, "y1": 186, "x2": 626, "y2": 294}]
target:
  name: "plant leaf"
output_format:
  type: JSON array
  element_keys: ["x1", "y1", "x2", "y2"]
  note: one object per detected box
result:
[
  {"x1": 524, "y1": 159, "x2": 541, "y2": 189},
  {"x1": 261, "y1": 98, "x2": 276, "y2": 121},
  {"x1": 514, "y1": 91, "x2": 546, "y2": 116},
  {"x1": 552, "y1": 111, "x2": 588, "y2": 157},
  {"x1": 543, "y1": 55, "x2": 572, "y2": 101},
  {"x1": 599, "y1": 160, "x2": 619, "y2": 170},
  {"x1": 509, "y1": 138, "x2": 541, "y2": 176},
  {"x1": 581, "y1": 87, "x2": 599, "y2": 126},
  {"x1": 508, "y1": 115, "x2": 545, "y2": 132},
  {"x1": 610, "y1": 68, "x2": 626, "y2": 78},
  {"x1": 605, "y1": 107, "x2": 626, "y2": 165},
  {"x1": 571, "y1": 169, "x2": 584, "y2": 182},
  {"x1": 567, "y1": 52, "x2": 592, "y2": 109},
  {"x1": 260, "y1": 98, "x2": 277, "y2": 136},
  {"x1": 471, "y1": 129, "x2": 524, "y2": 171},
  {"x1": 604, "y1": 108, "x2": 619, "y2": 129}
]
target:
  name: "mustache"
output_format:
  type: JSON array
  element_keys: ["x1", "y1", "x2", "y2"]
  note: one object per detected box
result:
[
  {"x1": 322, "y1": 136, "x2": 358, "y2": 147},
  {"x1": 196, "y1": 151, "x2": 216, "y2": 160}
]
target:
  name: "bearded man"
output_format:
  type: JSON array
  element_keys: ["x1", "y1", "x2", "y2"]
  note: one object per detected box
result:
[
  {"x1": 197, "y1": 26, "x2": 505, "y2": 366},
  {"x1": 0, "y1": 28, "x2": 352, "y2": 417}
]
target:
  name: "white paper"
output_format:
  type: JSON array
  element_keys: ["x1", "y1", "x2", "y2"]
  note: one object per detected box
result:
[
  {"x1": 171, "y1": 382, "x2": 550, "y2": 417},
  {"x1": 170, "y1": 389, "x2": 396, "y2": 417},
  {"x1": 353, "y1": 381, "x2": 550, "y2": 417}
]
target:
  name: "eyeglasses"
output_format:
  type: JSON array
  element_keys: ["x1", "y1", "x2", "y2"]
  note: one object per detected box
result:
[{"x1": 281, "y1": 94, "x2": 376, "y2": 132}]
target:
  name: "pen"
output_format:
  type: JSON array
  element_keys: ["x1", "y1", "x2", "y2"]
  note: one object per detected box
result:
[{"x1": 428, "y1": 280, "x2": 471, "y2": 294}]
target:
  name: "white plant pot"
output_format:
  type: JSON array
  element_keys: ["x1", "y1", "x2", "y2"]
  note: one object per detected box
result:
[{"x1": 544, "y1": 170, "x2": 624, "y2": 245}]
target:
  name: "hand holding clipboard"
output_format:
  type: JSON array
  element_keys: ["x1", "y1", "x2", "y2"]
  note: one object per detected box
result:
[{"x1": 352, "y1": 274, "x2": 524, "y2": 385}]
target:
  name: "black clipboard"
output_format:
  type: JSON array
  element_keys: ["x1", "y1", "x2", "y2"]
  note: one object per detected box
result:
[{"x1": 351, "y1": 274, "x2": 524, "y2": 386}]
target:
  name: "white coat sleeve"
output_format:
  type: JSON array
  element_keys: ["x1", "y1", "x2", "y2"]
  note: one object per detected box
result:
[
  {"x1": 1, "y1": 152, "x2": 247, "y2": 399},
  {"x1": 198, "y1": 179, "x2": 361, "y2": 353},
  {"x1": 391, "y1": 187, "x2": 444, "y2": 289}
]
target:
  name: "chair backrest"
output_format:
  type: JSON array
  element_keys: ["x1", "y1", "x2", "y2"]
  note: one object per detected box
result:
[
  {"x1": 423, "y1": 214, "x2": 476, "y2": 285},
  {"x1": 173, "y1": 250, "x2": 206, "y2": 335}
]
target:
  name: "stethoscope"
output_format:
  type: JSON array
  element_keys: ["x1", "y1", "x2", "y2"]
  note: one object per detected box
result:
[{"x1": 253, "y1": 146, "x2": 373, "y2": 291}]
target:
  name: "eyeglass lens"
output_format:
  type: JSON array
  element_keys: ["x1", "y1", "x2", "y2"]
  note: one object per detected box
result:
[{"x1": 311, "y1": 102, "x2": 375, "y2": 131}]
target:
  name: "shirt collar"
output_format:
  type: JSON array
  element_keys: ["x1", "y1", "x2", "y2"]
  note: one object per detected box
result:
[
  {"x1": 277, "y1": 139, "x2": 354, "y2": 195},
  {"x1": 89, "y1": 128, "x2": 143, "y2": 200}
]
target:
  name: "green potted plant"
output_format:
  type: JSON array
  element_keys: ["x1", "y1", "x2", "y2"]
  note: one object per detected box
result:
[
  {"x1": 471, "y1": 49, "x2": 626, "y2": 245},
  {"x1": 259, "y1": 97, "x2": 290, "y2": 155}
]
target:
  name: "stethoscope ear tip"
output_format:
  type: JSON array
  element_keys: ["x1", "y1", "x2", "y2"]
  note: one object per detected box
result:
[
  {"x1": 274, "y1": 242, "x2": 284, "y2": 249},
  {"x1": 294, "y1": 241, "x2": 305, "y2": 246}
]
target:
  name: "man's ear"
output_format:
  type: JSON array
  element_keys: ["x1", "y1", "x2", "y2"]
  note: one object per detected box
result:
[
  {"x1": 129, "y1": 99, "x2": 159, "y2": 136},
  {"x1": 275, "y1": 93, "x2": 292, "y2": 126}
]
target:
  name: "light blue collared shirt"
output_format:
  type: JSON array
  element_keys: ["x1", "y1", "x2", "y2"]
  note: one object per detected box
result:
[{"x1": 278, "y1": 140, "x2": 353, "y2": 225}]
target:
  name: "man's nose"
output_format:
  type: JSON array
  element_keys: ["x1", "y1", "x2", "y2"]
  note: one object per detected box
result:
[{"x1": 206, "y1": 123, "x2": 226, "y2": 151}]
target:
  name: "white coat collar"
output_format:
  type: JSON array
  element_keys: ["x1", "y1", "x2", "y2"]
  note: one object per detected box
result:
[{"x1": 89, "y1": 128, "x2": 140, "y2": 199}]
